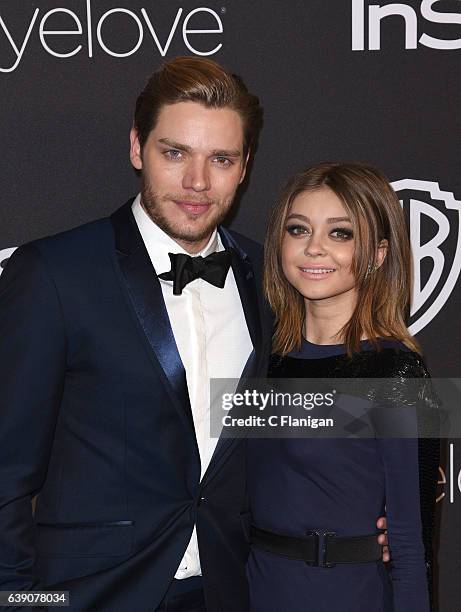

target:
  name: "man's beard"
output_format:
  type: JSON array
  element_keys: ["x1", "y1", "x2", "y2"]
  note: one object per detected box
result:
[{"x1": 140, "y1": 178, "x2": 233, "y2": 247}]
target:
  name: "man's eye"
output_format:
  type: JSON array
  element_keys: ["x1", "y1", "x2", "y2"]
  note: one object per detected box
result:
[
  {"x1": 164, "y1": 149, "x2": 183, "y2": 160},
  {"x1": 286, "y1": 224, "x2": 309, "y2": 236},
  {"x1": 330, "y1": 228, "x2": 354, "y2": 240},
  {"x1": 214, "y1": 156, "x2": 232, "y2": 167}
]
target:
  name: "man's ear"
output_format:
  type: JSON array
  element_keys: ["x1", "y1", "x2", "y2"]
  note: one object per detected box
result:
[
  {"x1": 130, "y1": 127, "x2": 143, "y2": 170},
  {"x1": 376, "y1": 239, "x2": 388, "y2": 268},
  {"x1": 238, "y1": 150, "x2": 250, "y2": 185}
]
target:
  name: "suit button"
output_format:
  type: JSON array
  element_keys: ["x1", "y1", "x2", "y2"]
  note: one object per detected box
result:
[{"x1": 197, "y1": 496, "x2": 206, "y2": 506}]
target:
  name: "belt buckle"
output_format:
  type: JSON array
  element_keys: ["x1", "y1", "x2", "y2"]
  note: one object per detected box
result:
[{"x1": 305, "y1": 530, "x2": 336, "y2": 568}]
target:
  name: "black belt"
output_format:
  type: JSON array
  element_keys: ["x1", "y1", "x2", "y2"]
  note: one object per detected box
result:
[{"x1": 250, "y1": 525, "x2": 382, "y2": 568}]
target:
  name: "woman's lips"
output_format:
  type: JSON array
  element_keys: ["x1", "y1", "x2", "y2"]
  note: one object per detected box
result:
[{"x1": 298, "y1": 266, "x2": 336, "y2": 280}]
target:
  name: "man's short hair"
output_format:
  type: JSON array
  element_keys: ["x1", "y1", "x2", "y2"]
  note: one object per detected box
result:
[{"x1": 134, "y1": 56, "x2": 263, "y2": 156}]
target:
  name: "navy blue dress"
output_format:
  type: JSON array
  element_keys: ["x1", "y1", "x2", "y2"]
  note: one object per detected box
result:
[{"x1": 246, "y1": 339, "x2": 434, "y2": 612}]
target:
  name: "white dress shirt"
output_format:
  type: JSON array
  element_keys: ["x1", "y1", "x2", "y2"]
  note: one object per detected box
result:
[{"x1": 132, "y1": 195, "x2": 253, "y2": 579}]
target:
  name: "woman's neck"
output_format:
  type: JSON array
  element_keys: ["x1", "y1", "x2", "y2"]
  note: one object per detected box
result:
[{"x1": 304, "y1": 290, "x2": 356, "y2": 345}]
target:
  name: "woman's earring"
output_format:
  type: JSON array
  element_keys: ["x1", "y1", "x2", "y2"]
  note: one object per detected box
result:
[{"x1": 365, "y1": 262, "x2": 378, "y2": 279}]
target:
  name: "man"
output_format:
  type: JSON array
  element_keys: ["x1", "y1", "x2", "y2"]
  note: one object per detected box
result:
[{"x1": 0, "y1": 57, "x2": 386, "y2": 611}]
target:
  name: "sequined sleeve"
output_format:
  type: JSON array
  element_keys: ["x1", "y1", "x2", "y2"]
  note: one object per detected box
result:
[{"x1": 372, "y1": 351, "x2": 440, "y2": 611}]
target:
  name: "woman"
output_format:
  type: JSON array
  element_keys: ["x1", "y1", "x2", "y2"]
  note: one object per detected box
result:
[{"x1": 246, "y1": 162, "x2": 439, "y2": 611}]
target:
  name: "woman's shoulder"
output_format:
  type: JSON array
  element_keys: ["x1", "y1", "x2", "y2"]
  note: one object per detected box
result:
[
  {"x1": 363, "y1": 340, "x2": 430, "y2": 379},
  {"x1": 268, "y1": 338, "x2": 430, "y2": 379}
]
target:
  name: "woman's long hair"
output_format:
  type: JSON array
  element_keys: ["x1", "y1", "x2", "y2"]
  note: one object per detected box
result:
[{"x1": 264, "y1": 161, "x2": 420, "y2": 356}]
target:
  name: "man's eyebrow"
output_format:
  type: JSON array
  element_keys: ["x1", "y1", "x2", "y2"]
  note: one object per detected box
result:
[
  {"x1": 211, "y1": 149, "x2": 241, "y2": 158},
  {"x1": 285, "y1": 213, "x2": 351, "y2": 223},
  {"x1": 158, "y1": 138, "x2": 192, "y2": 153},
  {"x1": 157, "y1": 138, "x2": 241, "y2": 158}
]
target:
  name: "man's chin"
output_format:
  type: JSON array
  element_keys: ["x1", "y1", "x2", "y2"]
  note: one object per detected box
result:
[
  {"x1": 141, "y1": 194, "x2": 229, "y2": 245},
  {"x1": 172, "y1": 225, "x2": 216, "y2": 245},
  {"x1": 156, "y1": 217, "x2": 218, "y2": 245},
  {"x1": 169, "y1": 210, "x2": 226, "y2": 241}
]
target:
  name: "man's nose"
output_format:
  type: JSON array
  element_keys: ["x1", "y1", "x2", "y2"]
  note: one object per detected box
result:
[{"x1": 182, "y1": 158, "x2": 210, "y2": 192}]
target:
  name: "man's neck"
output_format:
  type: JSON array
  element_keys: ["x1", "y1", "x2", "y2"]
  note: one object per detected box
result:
[{"x1": 175, "y1": 235, "x2": 214, "y2": 254}]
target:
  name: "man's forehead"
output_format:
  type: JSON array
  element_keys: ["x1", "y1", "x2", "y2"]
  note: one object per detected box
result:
[
  {"x1": 151, "y1": 101, "x2": 244, "y2": 149},
  {"x1": 155, "y1": 100, "x2": 241, "y2": 121}
]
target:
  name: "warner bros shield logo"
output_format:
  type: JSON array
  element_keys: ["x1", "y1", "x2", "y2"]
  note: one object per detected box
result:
[
  {"x1": 391, "y1": 179, "x2": 461, "y2": 335},
  {"x1": 0, "y1": 247, "x2": 17, "y2": 276}
]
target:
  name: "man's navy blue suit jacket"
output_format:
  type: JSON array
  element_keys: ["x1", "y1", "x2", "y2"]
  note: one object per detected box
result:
[{"x1": 0, "y1": 199, "x2": 272, "y2": 611}]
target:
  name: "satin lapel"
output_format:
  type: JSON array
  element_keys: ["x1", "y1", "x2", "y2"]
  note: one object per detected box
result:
[
  {"x1": 111, "y1": 201, "x2": 193, "y2": 429},
  {"x1": 219, "y1": 227, "x2": 262, "y2": 361},
  {"x1": 202, "y1": 227, "x2": 263, "y2": 486}
]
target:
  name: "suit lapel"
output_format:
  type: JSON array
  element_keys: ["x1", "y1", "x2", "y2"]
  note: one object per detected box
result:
[
  {"x1": 219, "y1": 227, "x2": 263, "y2": 368},
  {"x1": 110, "y1": 201, "x2": 194, "y2": 431},
  {"x1": 202, "y1": 227, "x2": 264, "y2": 485}
]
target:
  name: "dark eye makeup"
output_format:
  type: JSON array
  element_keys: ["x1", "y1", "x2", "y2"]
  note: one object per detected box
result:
[
  {"x1": 330, "y1": 227, "x2": 354, "y2": 239},
  {"x1": 285, "y1": 224, "x2": 309, "y2": 236},
  {"x1": 284, "y1": 225, "x2": 354, "y2": 240}
]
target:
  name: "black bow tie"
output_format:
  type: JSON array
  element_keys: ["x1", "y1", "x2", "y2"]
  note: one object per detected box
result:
[{"x1": 158, "y1": 249, "x2": 233, "y2": 295}]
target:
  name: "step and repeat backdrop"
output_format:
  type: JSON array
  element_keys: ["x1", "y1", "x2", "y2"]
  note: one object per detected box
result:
[{"x1": 1, "y1": 1, "x2": 460, "y2": 609}]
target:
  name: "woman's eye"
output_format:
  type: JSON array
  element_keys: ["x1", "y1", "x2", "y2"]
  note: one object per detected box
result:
[
  {"x1": 330, "y1": 227, "x2": 353, "y2": 240},
  {"x1": 286, "y1": 224, "x2": 309, "y2": 236}
]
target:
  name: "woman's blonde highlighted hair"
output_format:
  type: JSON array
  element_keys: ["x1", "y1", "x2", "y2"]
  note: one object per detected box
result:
[{"x1": 264, "y1": 161, "x2": 420, "y2": 356}]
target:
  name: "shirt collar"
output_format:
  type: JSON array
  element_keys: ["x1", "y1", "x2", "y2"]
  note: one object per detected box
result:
[{"x1": 131, "y1": 193, "x2": 221, "y2": 275}]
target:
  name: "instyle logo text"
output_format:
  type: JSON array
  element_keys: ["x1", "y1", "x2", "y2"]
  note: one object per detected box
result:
[{"x1": 352, "y1": 0, "x2": 461, "y2": 50}]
